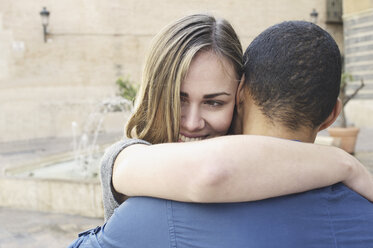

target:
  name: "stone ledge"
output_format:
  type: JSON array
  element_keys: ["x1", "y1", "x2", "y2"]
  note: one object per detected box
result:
[{"x1": 0, "y1": 175, "x2": 104, "y2": 218}]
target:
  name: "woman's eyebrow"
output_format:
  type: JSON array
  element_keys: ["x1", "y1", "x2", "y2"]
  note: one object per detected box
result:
[
  {"x1": 180, "y1": 92, "x2": 230, "y2": 98},
  {"x1": 203, "y1": 92, "x2": 230, "y2": 99}
]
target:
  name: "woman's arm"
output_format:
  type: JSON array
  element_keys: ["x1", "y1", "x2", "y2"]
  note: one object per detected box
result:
[
  {"x1": 112, "y1": 135, "x2": 373, "y2": 202},
  {"x1": 101, "y1": 139, "x2": 151, "y2": 220}
]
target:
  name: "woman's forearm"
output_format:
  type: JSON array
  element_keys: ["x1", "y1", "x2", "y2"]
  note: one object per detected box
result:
[{"x1": 112, "y1": 135, "x2": 373, "y2": 202}]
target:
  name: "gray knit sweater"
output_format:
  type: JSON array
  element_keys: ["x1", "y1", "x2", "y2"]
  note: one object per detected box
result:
[{"x1": 100, "y1": 138, "x2": 150, "y2": 221}]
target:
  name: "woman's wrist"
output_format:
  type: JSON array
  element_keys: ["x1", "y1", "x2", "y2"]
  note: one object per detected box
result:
[{"x1": 341, "y1": 150, "x2": 373, "y2": 201}]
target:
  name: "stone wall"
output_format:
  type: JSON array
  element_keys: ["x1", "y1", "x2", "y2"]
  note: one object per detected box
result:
[
  {"x1": 342, "y1": 0, "x2": 373, "y2": 126},
  {"x1": 0, "y1": 176, "x2": 104, "y2": 217},
  {"x1": 0, "y1": 0, "x2": 344, "y2": 142}
]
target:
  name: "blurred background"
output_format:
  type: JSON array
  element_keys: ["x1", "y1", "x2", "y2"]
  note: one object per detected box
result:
[{"x1": 0, "y1": 0, "x2": 372, "y2": 247}]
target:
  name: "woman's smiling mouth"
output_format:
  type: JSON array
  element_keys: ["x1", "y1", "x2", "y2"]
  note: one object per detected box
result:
[{"x1": 178, "y1": 134, "x2": 207, "y2": 142}]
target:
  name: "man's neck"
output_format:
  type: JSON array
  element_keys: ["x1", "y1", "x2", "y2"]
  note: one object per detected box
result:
[
  {"x1": 241, "y1": 104, "x2": 317, "y2": 143},
  {"x1": 242, "y1": 122, "x2": 316, "y2": 143}
]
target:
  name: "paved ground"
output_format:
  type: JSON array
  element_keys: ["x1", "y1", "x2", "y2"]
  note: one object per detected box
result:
[
  {"x1": 0, "y1": 207, "x2": 103, "y2": 248},
  {"x1": 0, "y1": 134, "x2": 119, "y2": 248},
  {"x1": 0, "y1": 129, "x2": 372, "y2": 247}
]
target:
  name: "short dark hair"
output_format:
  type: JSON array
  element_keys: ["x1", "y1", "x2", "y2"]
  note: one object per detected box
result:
[{"x1": 243, "y1": 21, "x2": 341, "y2": 130}]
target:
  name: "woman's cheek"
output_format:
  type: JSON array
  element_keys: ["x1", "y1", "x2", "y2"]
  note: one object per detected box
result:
[{"x1": 212, "y1": 106, "x2": 235, "y2": 135}]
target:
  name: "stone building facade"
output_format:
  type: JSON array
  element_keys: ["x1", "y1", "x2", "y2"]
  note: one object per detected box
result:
[
  {"x1": 0, "y1": 0, "x2": 346, "y2": 142},
  {"x1": 342, "y1": 0, "x2": 373, "y2": 127}
]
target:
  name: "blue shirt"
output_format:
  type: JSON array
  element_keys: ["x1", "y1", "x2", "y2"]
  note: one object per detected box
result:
[{"x1": 73, "y1": 183, "x2": 373, "y2": 247}]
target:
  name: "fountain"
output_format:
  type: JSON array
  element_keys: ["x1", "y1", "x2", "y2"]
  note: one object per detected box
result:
[
  {"x1": 71, "y1": 96, "x2": 133, "y2": 179},
  {"x1": 1, "y1": 97, "x2": 133, "y2": 217},
  {"x1": 10, "y1": 96, "x2": 132, "y2": 180}
]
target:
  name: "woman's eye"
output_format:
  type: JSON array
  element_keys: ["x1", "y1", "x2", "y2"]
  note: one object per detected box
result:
[
  {"x1": 180, "y1": 97, "x2": 188, "y2": 106},
  {"x1": 205, "y1": 100, "x2": 223, "y2": 107}
]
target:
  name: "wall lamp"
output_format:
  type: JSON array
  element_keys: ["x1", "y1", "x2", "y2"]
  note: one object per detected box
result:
[
  {"x1": 310, "y1": 9, "x2": 319, "y2": 24},
  {"x1": 39, "y1": 7, "x2": 50, "y2": 42}
]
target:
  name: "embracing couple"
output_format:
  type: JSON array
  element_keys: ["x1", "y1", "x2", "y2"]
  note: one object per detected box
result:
[{"x1": 69, "y1": 14, "x2": 373, "y2": 247}]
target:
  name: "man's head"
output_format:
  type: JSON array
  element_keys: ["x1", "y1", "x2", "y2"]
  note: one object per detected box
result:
[{"x1": 240, "y1": 21, "x2": 341, "y2": 137}]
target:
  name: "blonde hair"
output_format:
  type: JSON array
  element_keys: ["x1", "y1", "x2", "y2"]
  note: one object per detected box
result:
[{"x1": 126, "y1": 14, "x2": 243, "y2": 144}]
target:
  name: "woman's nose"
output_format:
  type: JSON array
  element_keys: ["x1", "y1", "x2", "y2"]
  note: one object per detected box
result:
[{"x1": 181, "y1": 105, "x2": 205, "y2": 131}]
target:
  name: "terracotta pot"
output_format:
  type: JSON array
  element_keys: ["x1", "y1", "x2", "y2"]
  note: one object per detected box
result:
[{"x1": 328, "y1": 127, "x2": 360, "y2": 154}]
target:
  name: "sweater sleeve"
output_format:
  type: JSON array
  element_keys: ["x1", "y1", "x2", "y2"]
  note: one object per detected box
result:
[{"x1": 100, "y1": 138, "x2": 151, "y2": 221}]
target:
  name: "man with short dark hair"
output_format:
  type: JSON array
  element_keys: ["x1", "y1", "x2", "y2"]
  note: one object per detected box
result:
[
  {"x1": 239, "y1": 20, "x2": 342, "y2": 136},
  {"x1": 69, "y1": 21, "x2": 373, "y2": 248}
]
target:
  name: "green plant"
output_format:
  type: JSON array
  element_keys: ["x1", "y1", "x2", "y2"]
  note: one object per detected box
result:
[
  {"x1": 339, "y1": 72, "x2": 364, "y2": 127},
  {"x1": 116, "y1": 77, "x2": 138, "y2": 102}
]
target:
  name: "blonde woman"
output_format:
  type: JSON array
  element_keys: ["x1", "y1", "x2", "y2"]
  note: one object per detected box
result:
[{"x1": 100, "y1": 14, "x2": 373, "y2": 221}]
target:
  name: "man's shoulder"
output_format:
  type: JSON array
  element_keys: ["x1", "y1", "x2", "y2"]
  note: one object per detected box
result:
[
  {"x1": 325, "y1": 183, "x2": 373, "y2": 246},
  {"x1": 102, "y1": 196, "x2": 172, "y2": 247},
  {"x1": 123, "y1": 196, "x2": 170, "y2": 209},
  {"x1": 109, "y1": 193, "x2": 373, "y2": 248},
  {"x1": 327, "y1": 183, "x2": 373, "y2": 212}
]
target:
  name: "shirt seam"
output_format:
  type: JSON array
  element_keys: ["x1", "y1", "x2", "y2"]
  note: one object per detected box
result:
[
  {"x1": 326, "y1": 187, "x2": 338, "y2": 248},
  {"x1": 167, "y1": 200, "x2": 177, "y2": 248}
]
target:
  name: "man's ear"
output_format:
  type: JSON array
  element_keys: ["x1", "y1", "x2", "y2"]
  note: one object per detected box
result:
[
  {"x1": 318, "y1": 98, "x2": 342, "y2": 131},
  {"x1": 236, "y1": 76, "x2": 246, "y2": 109}
]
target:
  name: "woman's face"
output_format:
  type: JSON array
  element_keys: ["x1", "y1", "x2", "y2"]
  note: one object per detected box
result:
[{"x1": 179, "y1": 51, "x2": 238, "y2": 142}]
